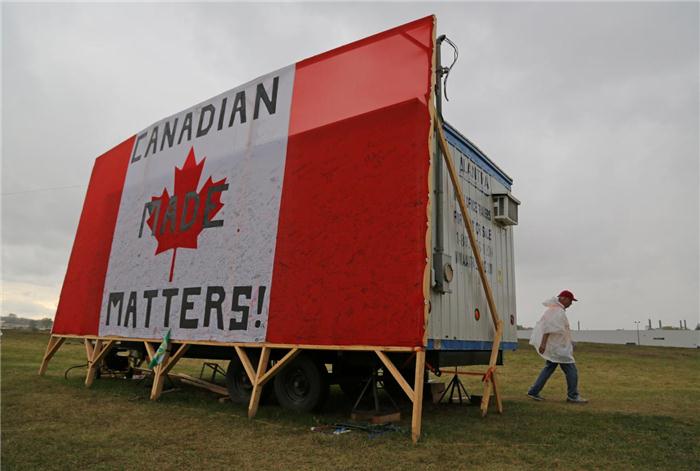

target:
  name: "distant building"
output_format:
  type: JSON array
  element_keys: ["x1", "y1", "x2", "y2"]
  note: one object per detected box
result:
[
  {"x1": 518, "y1": 329, "x2": 699, "y2": 349},
  {"x1": 0, "y1": 314, "x2": 53, "y2": 331}
]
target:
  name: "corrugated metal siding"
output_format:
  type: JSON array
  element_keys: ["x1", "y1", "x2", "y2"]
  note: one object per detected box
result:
[{"x1": 428, "y1": 130, "x2": 517, "y2": 350}]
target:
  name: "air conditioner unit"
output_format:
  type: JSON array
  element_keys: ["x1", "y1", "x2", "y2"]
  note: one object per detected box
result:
[{"x1": 492, "y1": 192, "x2": 520, "y2": 226}]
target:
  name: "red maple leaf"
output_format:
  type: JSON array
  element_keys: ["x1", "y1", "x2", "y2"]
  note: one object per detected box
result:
[{"x1": 147, "y1": 147, "x2": 227, "y2": 282}]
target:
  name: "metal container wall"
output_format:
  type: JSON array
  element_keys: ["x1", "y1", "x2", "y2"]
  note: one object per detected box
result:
[{"x1": 428, "y1": 124, "x2": 518, "y2": 351}]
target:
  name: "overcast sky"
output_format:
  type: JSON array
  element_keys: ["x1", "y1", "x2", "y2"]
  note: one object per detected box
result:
[{"x1": 2, "y1": 2, "x2": 698, "y2": 330}]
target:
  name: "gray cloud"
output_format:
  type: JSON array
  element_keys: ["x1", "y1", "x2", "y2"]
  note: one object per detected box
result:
[{"x1": 2, "y1": 2, "x2": 698, "y2": 328}]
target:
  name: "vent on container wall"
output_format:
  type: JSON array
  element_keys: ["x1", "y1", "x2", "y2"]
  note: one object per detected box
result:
[{"x1": 492, "y1": 192, "x2": 520, "y2": 226}]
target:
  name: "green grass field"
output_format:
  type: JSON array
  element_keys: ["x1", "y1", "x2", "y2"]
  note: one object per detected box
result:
[{"x1": 2, "y1": 330, "x2": 699, "y2": 470}]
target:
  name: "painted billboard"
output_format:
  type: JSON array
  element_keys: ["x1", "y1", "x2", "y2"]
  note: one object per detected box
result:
[{"x1": 52, "y1": 16, "x2": 435, "y2": 347}]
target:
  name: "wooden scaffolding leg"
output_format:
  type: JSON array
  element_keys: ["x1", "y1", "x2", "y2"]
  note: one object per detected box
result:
[
  {"x1": 144, "y1": 342, "x2": 156, "y2": 364},
  {"x1": 85, "y1": 339, "x2": 116, "y2": 387},
  {"x1": 149, "y1": 348, "x2": 171, "y2": 400},
  {"x1": 492, "y1": 371, "x2": 503, "y2": 414},
  {"x1": 436, "y1": 115, "x2": 505, "y2": 418},
  {"x1": 481, "y1": 376, "x2": 504, "y2": 415},
  {"x1": 246, "y1": 346, "x2": 302, "y2": 419},
  {"x1": 375, "y1": 349, "x2": 426, "y2": 443},
  {"x1": 375, "y1": 350, "x2": 415, "y2": 402},
  {"x1": 38, "y1": 336, "x2": 66, "y2": 376},
  {"x1": 150, "y1": 343, "x2": 190, "y2": 400},
  {"x1": 411, "y1": 350, "x2": 426, "y2": 444},
  {"x1": 84, "y1": 338, "x2": 94, "y2": 360},
  {"x1": 247, "y1": 347, "x2": 271, "y2": 418},
  {"x1": 234, "y1": 346, "x2": 256, "y2": 384},
  {"x1": 480, "y1": 324, "x2": 503, "y2": 416},
  {"x1": 481, "y1": 374, "x2": 493, "y2": 416},
  {"x1": 85, "y1": 339, "x2": 102, "y2": 387}
]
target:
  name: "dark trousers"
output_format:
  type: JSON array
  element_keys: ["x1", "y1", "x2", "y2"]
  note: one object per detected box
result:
[{"x1": 528, "y1": 360, "x2": 579, "y2": 399}]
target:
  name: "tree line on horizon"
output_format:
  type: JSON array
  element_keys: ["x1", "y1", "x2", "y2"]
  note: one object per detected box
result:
[{"x1": 1, "y1": 313, "x2": 53, "y2": 331}]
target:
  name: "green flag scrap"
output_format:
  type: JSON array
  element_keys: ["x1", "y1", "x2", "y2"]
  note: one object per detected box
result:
[{"x1": 148, "y1": 329, "x2": 171, "y2": 369}]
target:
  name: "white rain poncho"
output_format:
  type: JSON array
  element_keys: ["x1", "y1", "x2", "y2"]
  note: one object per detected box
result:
[{"x1": 529, "y1": 297, "x2": 575, "y2": 363}]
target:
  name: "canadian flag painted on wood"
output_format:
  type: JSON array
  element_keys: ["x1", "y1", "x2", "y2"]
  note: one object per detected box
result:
[{"x1": 53, "y1": 16, "x2": 434, "y2": 347}]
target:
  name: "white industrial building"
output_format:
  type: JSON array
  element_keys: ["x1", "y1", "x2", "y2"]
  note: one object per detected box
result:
[{"x1": 517, "y1": 329, "x2": 699, "y2": 349}]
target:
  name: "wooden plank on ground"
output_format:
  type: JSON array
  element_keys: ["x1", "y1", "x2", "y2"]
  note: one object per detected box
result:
[{"x1": 171, "y1": 373, "x2": 229, "y2": 396}]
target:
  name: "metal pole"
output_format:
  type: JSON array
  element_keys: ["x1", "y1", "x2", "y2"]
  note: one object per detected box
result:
[
  {"x1": 634, "y1": 321, "x2": 641, "y2": 345},
  {"x1": 433, "y1": 35, "x2": 447, "y2": 293}
]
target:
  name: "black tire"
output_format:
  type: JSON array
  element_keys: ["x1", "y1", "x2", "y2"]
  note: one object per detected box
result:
[
  {"x1": 274, "y1": 353, "x2": 329, "y2": 412},
  {"x1": 226, "y1": 354, "x2": 266, "y2": 404}
]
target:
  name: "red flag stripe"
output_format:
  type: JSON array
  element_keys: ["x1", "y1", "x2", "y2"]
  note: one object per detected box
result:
[
  {"x1": 266, "y1": 16, "x2": 434, "y2": 347},
  {"x1": 53, "y1": 136, "x2": 134, "y2": 335}
]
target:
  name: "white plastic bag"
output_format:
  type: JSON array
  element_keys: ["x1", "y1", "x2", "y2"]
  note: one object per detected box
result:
[{"x1": 529, "y1": 297, "x2": 575, "y2": 363}]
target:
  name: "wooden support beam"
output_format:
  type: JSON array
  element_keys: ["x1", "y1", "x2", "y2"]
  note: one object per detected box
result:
[
  {"x1": 144, "y1": 342, "x2": 156, "y2": 363},
  {"x1": 149, "y1": 343, "x2": 189, "y2": 400},
  {"x1": 84, "y1": 339, "x2": 94, "y2": 361},
  {"x1": 257, "y1": 348, "x2": 300, "y2": 387},
  {"x1": 149, "y1": 363, "x2": 167, "y2": 401},
  {"x1": 436, "y1": 117, "x2": 505, "y2": 417},
  {"x1": 84, "y1": 340, "x2": 115, "y2": 387},
  {"x1": 38, "y1": 336, "x2": 66, "y2": 376},
  {"x1": 93, "y1": 340, "x2": 116, "y2": 364},
  {"x1": 85, "y1": 339, "x2": 102, "y2": 387},
  {"x1": 487, "y1": 321, "x2": 503, "y2": 367},
  {"x1": 375, "y1": 350, "x2": 414, "y2": 402},
  {"x1": 36, "y1": 334, "x2": 416, "y2": 352},
  {"x1": 234, "y1": 346, "x2": 256, "y2": 383},
  {"x1": 492, "y1": 371, "x2": 503, "y2": 414},
  {"x1": 411, "y1": 350, "x2": 426, "y2": 444},
  {"x1": 481, "y1": 326, "x2": 503, "y2": 416},
  {"x1": 247, "y1": 347, "x2": 271, "y2": 418},
  {"x1": 149, "y1": 356, "x2": 169, "y2": 400},
  {"x1": 481, "y1": 380, "x2": 493, "y2": 416},
  {"x1": 435, "y1": 120, "x2": 501, "y2": 331},
  {"x1": 161, "y1": 344, "x2": 190, "y2": 376},
  {"x1": 149, "y1": 340, "x2": 172, "y2": 400}
]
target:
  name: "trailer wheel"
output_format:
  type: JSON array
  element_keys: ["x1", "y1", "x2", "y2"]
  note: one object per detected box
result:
[
  {"x1": 225, "y1": 353, "x2": 271, "y2": 404},
  {"x1": 274, "y1": 353, "x2": 328, "y2": 412}
]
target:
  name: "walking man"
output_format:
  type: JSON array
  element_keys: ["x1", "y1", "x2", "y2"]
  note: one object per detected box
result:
[{"x1": 527, "y1": 290, "x2": 588, "y2": 403}]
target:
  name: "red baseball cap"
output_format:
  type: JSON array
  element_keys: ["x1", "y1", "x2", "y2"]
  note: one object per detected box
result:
[{"x1": 558, "y1": 290, "x2": 578, "y2": 301}]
